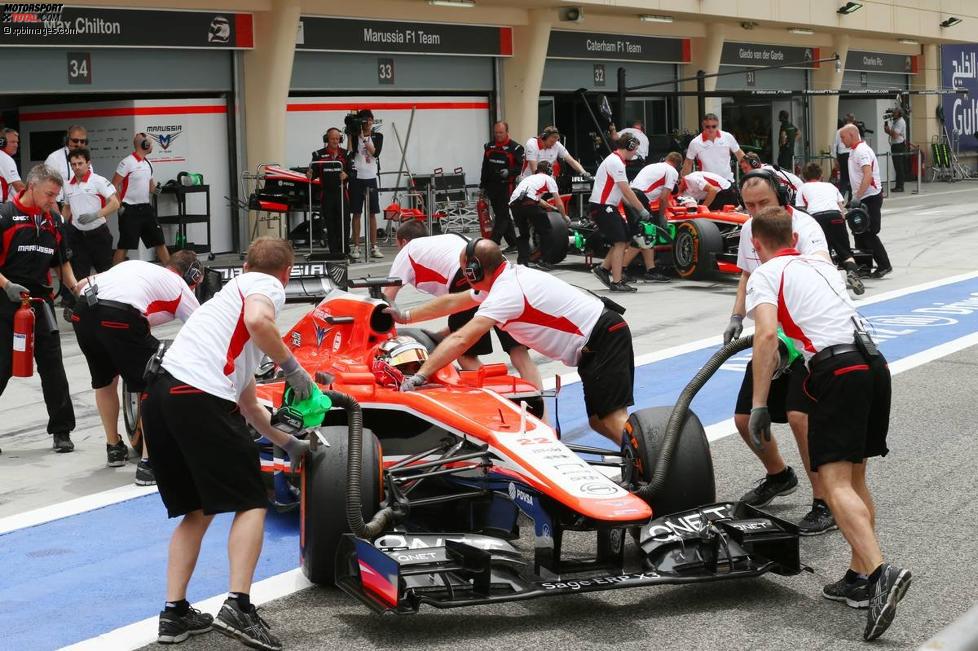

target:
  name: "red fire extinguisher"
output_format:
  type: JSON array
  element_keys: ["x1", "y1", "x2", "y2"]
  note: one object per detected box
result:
[
  {"x1": 12, "y1": 296, "x2": 35, "y2": 377},
  {"x1": 476, "y1": 194, "x2": 492, "y2": 239}
]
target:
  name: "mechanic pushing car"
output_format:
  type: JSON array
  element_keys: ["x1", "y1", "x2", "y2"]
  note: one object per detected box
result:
[
  {"x1": 723, "y1": 169, "x2": 838, "y2": 535},
  {"x1": 677, "y1": 170, "x2": 738, "y2": 211},
  {"x1": 738, "y1": 152, "x2": 803, "y2": 197},
  {"x1": 383, "y1": 221, "x2": 541, "y2": 390},
  {"x1": 71, "y1": 251, "x2": 202, "y2": 484},
  {"x1": 618, "y1": 151, "x2": 684, "y2": 284},
  {"x1": 745, "y1": 206, "x2": 908, "y2": 642},
  {"x1": 389, "y1": 238, "x2": 635, "y2": 445},
  {"x1": 141, "y1": 237, "x2": 313, "y2": 650},
  {"x1": 507, "y1": 159, "x2": 568, "y2": 269}
]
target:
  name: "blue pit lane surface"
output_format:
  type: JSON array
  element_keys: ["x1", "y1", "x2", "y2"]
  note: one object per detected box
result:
[{"x1": 4, "y1": 274, "x2": 978, "y2": 650}]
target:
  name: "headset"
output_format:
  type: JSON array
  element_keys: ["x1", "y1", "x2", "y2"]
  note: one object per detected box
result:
[
  {"x1": 323, "y1": 127, "x2": 343, "y2": 145},
  {"x1": 739, "y1": 168, "x2": 790, "y2": 207},
  {"x1": 536, "y1": 160, "x2": 553, "y2": 176},
  {"x1": 183, "y1": 259, "x2": 204, "y2": 287},
  {"x1": 136, "y1": 132, "x2": 152, "y2": 152},
  {"x1": 617, "y1": 132, "x2": 640, "y2": 152},
  {"x1": 539, "y1": 126, "x2": 560, "y2": 141},
  {"x1": 463, "y1": 237, "x2": 484, "y2": 284}
]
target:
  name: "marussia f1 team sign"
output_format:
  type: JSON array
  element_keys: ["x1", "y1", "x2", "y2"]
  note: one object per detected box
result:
[{"x1": 942, "y1": 44, "x2": 978, "y2": 150}]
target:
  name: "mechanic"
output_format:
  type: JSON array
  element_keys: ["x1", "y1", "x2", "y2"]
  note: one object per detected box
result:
[
  {"x1": 44, "y1": 125, "x2": 91, "y2": 203},
  {"x1": 839, "y1": 124, "x2": 891, "y2": 278},
  {"x1": 738, "y1": 152, "x2": 803, "y2": 197},
  {"x1": 61, "y1": 148, "x2": 119, "y2": 280},
  {"x1": 681, "y1": 113, "x2": 745, "y2": 181},
  {"x1": 618, "y1": 151, "x2": 684, "y2": 284},
  {"x1": 677, "y1": 170, "x2": 738, "y2": 210},
  {"x1": 722, "y1": 169, "x2": 836, "y2": 535},
  {"x1": 1, "y1": 128, "x2": 18, "y2": 159},
  {"x1": 112, "y1": 133, "x2": 169, "y2": 266},
  {"x1": 609, "y1": 120, "x2": 650, "y2": 171},
  {"x1": 480, "y1": 122, "x2": 523, "y2": 252},
  {"x1": 883, "y1": 107, "x2": 907, "y2": 193},
  {"x1": 745, "y1": 206, "x2": 908, "y2": 642},
  {"x1": 777, "y1": 110, "x2": 800, "y2": 170},
  {"x1": 588, "y1": 133, "x2": 654, "y2": 293},
  {"x1": 520, "y1": 126, "x2": 588, "y2": 180},
  {"x1": 307, "y1": 127, "x2": 350, "y2": 256},
  {"x1": 142, "y1": 236, "x2": 312, "y2": 649},
  {"x1": 507, "y1": 160, "x2": 568, "y2": 270},
  {"x1": 835, "y1": 114, "x2": 856, "y2": 199},
  {"x1": 795, "y1": 162, "x2": 865, "y2": 295},
  {"x1": 383, "y1": 221, "x2": 541, "y2": 390},
  {"x1": 0, "y1": 164, "x2": 79, "y2": 453},
  {"x1": 0, "y1": 129, "x2": 24, "y2": 203},
  {"x1": 392, "y1": 238, "x2": 635, "y2": 446},
  {"x1": 347, "y1": 109, "x2": 384, "y2": 261}
]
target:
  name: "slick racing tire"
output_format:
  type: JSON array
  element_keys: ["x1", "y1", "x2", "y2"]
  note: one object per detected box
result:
[
  {"x1": 672, "y1": 219, "x2": 723, "y2": 280},
  {"x1": 301, "y1": 426, "x2": 382, "y2": 586},
  {"x1": 121, "y1": 380, "x2": 142, "y2": 451},
  {"x1": 396, "y1": 327, "x2": 443, "y2": 355},
  {"x1": 531, "y1": 212, "x2": 570, "y2": 265},
  {"x1": 623, "y1": 406, "x2": 716, "y2": 517}
]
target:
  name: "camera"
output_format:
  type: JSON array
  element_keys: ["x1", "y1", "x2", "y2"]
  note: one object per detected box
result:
[
  {"x1": 344, "y1": 113, "x2": 364, "y2": 140},
  {"x1": 882, "y1": 109, "x2": 895, "y2": 122}
]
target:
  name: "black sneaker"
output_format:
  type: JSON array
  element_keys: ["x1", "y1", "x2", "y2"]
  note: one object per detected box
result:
[
  {"x1": 864, "y1": 563, "x2": 912, "y2": 641},
  {"x1": 846, "y1": 269, "x2": 866, "y2": 295},
  {"x1": 641, "y1": 270, "x2": 671, "y2": 283},
  {"x1": 106, "y1": 440, "x2": 129, "y2": 467},
  {"x1": 158, "y1": 607, "x2": 214, "y2": 644},
  {"x1": 135, "y1": 459, "x2": 156, "y2": 486},
  {"x1": 52, "y1": 432, "x2": 74, "y2": 453},
  {"x1": 871, "y1": 266, "x2": 893, "y2": 279},
  {"x1": 609, "y1": 281, "x2": 637, "y2": 293},
  {"x1": 798, "y1": 501, "x2": 838, "y2": 536},
  {"x1": 591, "y1": 265, "x2": 612, "y2": 289},
  {"x1": 822, "y1": 574, "x2": 870, "y2": 609},
  {"x1": 214, "y1": 599, "x2": 282, "y2": 651},
  {"x1": 739, "y1": 467, "x2": 798, "y2": 507}
]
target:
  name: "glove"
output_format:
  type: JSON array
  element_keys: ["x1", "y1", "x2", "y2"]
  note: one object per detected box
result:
[
  {"x1": 152, "y1": 185, "x2": 162, "y2": 196},
  {"x1": 638, "y1": 208, "x2": 652, "y2": 222},
  {"x1": 580, "y1": 171, "x2": 593, "y2": 180},
  {"x1": 3, "y1": 281, "x2": 28, "y2": 303},
  {"x1": 400, "y1": 373, "x2": 427, "y2": 392},
  {"x1": 723, "y1": 314, "x2": 744, "y2": 345},
  {"x1": 280, "y1": 356, "x2": 314, "y2": 401},
  {"x1": 77, "y1": 211, "x2": 100, "y2": 225},
  {"x1": 748, "y1": 407, "x2": 772, "y2": 451},
  {"x1": 383, "y1": 305, "x2": 411, "y2": 324},
  {"x1": 281, "y1": 436, "x2": 310, "y2": 474}
]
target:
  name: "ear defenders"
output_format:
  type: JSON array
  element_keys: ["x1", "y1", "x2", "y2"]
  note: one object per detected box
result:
[
  {"x1": 184, "y1": 259, "x2": 204, "y2": 287},
  {"x1": 617, "y1": 133, "x2": 640, "y2": 152},
  {"x1": 536, "y1": 160, "x2": 553, "y2": 176},
  {"x1": 323, "y1": 128, "x2": 343, "y2": 145},
  {"x1": 539, "y1": 126, "x2": 560, "y2": 140},
  {"x1": 739, "y1": 168, "x2": 789, "y2": 207},
  {"x1": 136, "y1": 132, "x2": 151, "y2": 152},
  {"x1": 463, "y1": 237, "x2": 484, "y2": 284},
  {"x1": 0, "y1": 132, "x2": 5, "y2": 150}
]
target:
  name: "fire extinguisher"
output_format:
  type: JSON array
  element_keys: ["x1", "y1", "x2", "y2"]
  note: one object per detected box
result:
[
  {"x1": 476, "y1": 193, "x2": 492, "y2": 239},
  {"x1": 12, "y1": 296, "x2": 34, "y2": 377}
]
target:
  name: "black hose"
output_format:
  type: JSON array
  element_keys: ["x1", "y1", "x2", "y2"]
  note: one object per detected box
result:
[
  {"x1": 636, "y1": 335, "x2": 754, "y2": 500},
  {"x1": 323, "y1": 390, "x2": 394, "y2": 539}
]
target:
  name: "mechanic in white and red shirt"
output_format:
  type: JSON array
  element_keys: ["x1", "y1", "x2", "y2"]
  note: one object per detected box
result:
[
  {"x1": 71, "y1": 251, "x2": 201, "y2": 480},
  {"x1": 678, "y1": 170, "x2": 737, "y2": 210},
  {"x1": 43, "y1": 125, "x2": 90, "y2": 203},
  {"x1": 620, "y1": 151, "x2": 684, "y2": 284},
  {"x1": 744, "y1": 206, "x2": 906, "y2": 642},
  {"x1": 507, "y1": 160, "x2": 567, "y2": 269},
  {"x1": 383, "y1": 222, "x2": 540, "y2": 389},
  {"x1": 391, "y1": 239, "x2": 635, "y2": 445},
  {"x1": 738, "y1": 152, "x2": 803, "y2": 199},
  {"x1": 61, "y1": 147, "x2": 120, "y2": 279},
  {"x1": 112, "y1": 132, "x2": 169, "y2": 265},
  {"x1": 520, "y1": 126, "x2": 588, "y2": 180},
  {"x1": 0, "y1": 143, "x2": 23, "y2": 202},
  {"x1": 142, "y1": 237, "x2": 311, "y2": 649},
  {"x1": 840, "y1": 124, "x2": 891, "y2": 278},
  {"x1": 682, "y1": 113, "x2": 745, "y2": 181}
]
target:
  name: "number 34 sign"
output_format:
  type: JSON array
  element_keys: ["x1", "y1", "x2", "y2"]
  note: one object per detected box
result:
[{"x1": 67, "y1": 52, "x2": 92, "y2": 84}]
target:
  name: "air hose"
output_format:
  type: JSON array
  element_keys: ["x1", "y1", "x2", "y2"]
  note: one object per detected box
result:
[{"x1": 636, "y1": 335, "x2": 754, "y2": 501}]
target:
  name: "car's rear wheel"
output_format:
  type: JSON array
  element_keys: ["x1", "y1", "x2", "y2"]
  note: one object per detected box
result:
[
  {"x1": 301, "y1": 426, "x2": 382, "y2": 586},
  {"x1": 121, "y1": 380, "x2": 142, "y2": 451},
  {"x1": 531, "y1": 212, "x2": 570, "y2": 264},
  {"x1": 623, "y1": 406, "x2": 715, "y2": 517},
  {"x1": 672, "y1": 219, "x2": 723, "y2": 280}
]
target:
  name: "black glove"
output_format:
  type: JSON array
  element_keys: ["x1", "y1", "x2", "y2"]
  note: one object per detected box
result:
[
  {"x1": 400, "y1": 373, "x2": 427, "y2": 392},
  {"x1": 3, "y1": 281, "x2": 28, "y2": 303},
  {"x1": 281, "y1": 436, "x2": 310, "y2": 474},
  {"x1": 723, "y1": 314, "x2": 744, "y2": 345},
  {"x1": 748, "y1": 407, "x2": 772, "y2": 451}
]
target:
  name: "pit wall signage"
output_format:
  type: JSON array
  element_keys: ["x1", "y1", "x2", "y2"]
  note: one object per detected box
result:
[
  {"x1": 721, "y1": 43, "x2": 819, "y2": 69},
  {"x1": 942, "y1": 44, "x2": 978, "y2": 151},
  {"x1": 846, "y1": 50, "x2": 918, "y2": 75},
  {"x1": 546, "y1": 30, "x2": 689, "y2": 64}
]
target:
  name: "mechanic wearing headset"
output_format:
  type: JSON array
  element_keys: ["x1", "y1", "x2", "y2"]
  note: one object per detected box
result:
[
  {"x1": 71, "y1": 251, "x2": 201, "y2": 485},
  {"x1": 391, "y1": 238, "x2": 635, "y2": 446},
  {"x1": 308, "y1": 127, "x2": 350, "y2": 256},
  {"x1": 839, "y1": 124, "x2": 891, "y2": 279},
  {"x1": 681, "y1": 113, "x2": 745, "y2": 180},
  {"x1": 589, "y1": 133, "x2": 654, "y2": 293},
  {"x1": 507, "y1": 159, "x2": 568, "y2": 270},
  {"x1": 677, "y1": 170, "x2": 738, "y2": 211},
  {"x1": 480, "y1": 121, "x2": 524, "y2": 252},
  {"x1": 738, "y1": 152, "x2": 803, "y2": 196},
  {"x1": 0, "y1": 164, "x2": 80, "y2": 454},
  {"x1": 142, "y1": 237, "x2": 312, "y2": 649},
  {"x1": 61, "y1": 148, "x2": 120, "y2": 281},
  {"x1": 619, "y1": 151, "x2": 684, "y2": 284},
  {"x1": 723, "y1": 169, "x2": 837, "y2": 536},
  {"x1": 112, "y1": 132, "x2": 169, "y2": 266},
  {"x1": 520, "y1": 126, "x2": 588, "y2": 180},
  {"x1": 383, "y1": 221, "x2": 541, "y2": 390},
  {"x1": 44, "y1": 124, "x2": 91, "y2": 203},
  {"x1": 746, "y1": 206, "x2": 907, "y2": 642},
  {"x1": 0, "y1": 129, "x2": 24, "y2": 202}
]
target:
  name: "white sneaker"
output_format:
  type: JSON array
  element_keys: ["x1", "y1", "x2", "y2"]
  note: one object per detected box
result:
[
  {"x1": 348, "y1": 245, "x2": 362, "y2": 261},
  {"x1": 371, "y1": 246, "x2": 384, "y2": 259}
]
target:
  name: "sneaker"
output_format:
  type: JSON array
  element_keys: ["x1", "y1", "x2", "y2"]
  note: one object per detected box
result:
[
  {"x1": 739, "y1": 467, "x2": 798, "y2": 507},
  {"x1": 348, "y1": 246, "x2": 362, "y2": 261},
  {"x1": 609, "y1": 281, "x2": 637, "y2": 293},
  {"x1": 106, "y1": 440, "x2": 129, "y2": 467},
  {"x1": 891, "y1": 186, "x2": 904, "y2": 192},
  {"x1": 864, "y1": 563, "x2": 912, "y2": 641},
  {"x1": 52, "y1": 432, "x2": 74, "y2": 453},
  {"x1": 871, "y1": 266, "x2": 893, "y2": 279},
  {"x1": 856, "y1": 266, "x2": 873, "y2": 279},
  {"x1": 798, "y1": 501, "x2": 838, "y2": 536},
  {"x1": 158, "y1": 607, "x2": 214, "y2": 644},
  {"x1": 845, "y1": 269, "x2": 866, "y2": 295},
  {"x1": 214, "y1": 599, "x2": 282, "y2": 651},
  {"x1": 591, "y1": 265, "x2": 612, "y2": 289},
  {"x1": 641, "y1": 270, "x2": 671, "y2": 283},
  {"x1": 370, "y1": 245, "x2": 384, "y2": 259},
  {"x1": 822, "y1": 573, "x2": 870, "y2": 609},
  {"x1": 528, "y1": 261, "x2": 554, "y2": 272},
  {"x1": 135, "y1": 459, "x2": 156, "y2": 486}
]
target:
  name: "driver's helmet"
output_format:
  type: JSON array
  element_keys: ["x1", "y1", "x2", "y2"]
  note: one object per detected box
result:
[{"x1": 378, "y1": 336, "x2": 428, "y2": 375}]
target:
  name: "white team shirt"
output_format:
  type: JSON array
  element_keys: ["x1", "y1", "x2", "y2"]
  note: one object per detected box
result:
[
  {"x1": 90, "y1": 260, "x2": 199, "y2": 327},
  {"x1": 685, "y1": 130, "x2": 741, "y2": 180},
  {"x1": 163, "y1": 272, "x2": 286, "y2": 402},
  {"x1": 115, "y1": 153, "x2": 154, "y2": 205},
  {"x1": 44, "y1": 146, "x2": 95, "y2": 201},
  {"x1": 889, "y1": 117, "x2": 906, "y2": 145},
  {"x1": 64, "y1": 171, "x2": 116, "y2": 232},
  {"x1": 762, "y1": 165, "x2": 803, "y2": 193},
  {"x1": 389, "y1": 234, "x2": 466, "y2": 297},
  {"x1": 631, "y1": 163, "x2": 679, "y2": 202},
  {"x1": 618, "y1": 128, "x2": 649, "y2": 159},
  {"x1": 0, "y1": 150, "x2": 21, "y2": 202},
  {"x1": 352, "y1": 135, "x2": 378, "y2": 180},
  {"x1": 472, "y1": 263, "x2": 602, "y2": 366},
  {"x1": 795, "y1": 181, "x2": 844, "y2": 215},
  {"x1": 746, "y1": 252, "x2": 858, "y2": 360},
  {"x1": 848, "y1": 141, "x2": 881, "y2": 201},
  {"x1": 737, "y1": 206, "x2": 829, "y2": 274},
  {"x1": 589, "y1": 152, "x2": 628, "y2": 206},
  {"x1": 509, "y1": 172, "x2": 559, "y2": 203},
  {"x1": 681, "y1": 171, "x2": 730, "y2": 203},
  {"x1": 521, "y1": 137, "x2": 571, "y2": 179}
]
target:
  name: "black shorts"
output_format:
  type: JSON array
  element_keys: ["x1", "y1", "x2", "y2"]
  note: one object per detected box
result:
[
  {"x1": 589, "y1": 203, "x2": 630, "y2": 244},
  {"x1": 141, "y1": 371, "x2": 268, "y2": 518},
  {"x1": 805, "y1": 352, "x2": 891, "y2": 470},
  {"x1": 446, "y1": 269, "x2": 519, "y2": 356},
  {"x1": 117, "y1": 203, "x2": 165, "y2": 249},
  {"x1": 578, "y1": 310, "x2": 635, "y2": 418},
  {"x1": 735, "y1": 358, "x2": 812, "y2": 422},
  {"x1": 708, "y1": 187, "x2": 740, "y2": 211},
  {"x1": 349, "y1": 177, "x2": 381, "y2": 215},
  {"x1": 71, "y1": 302, "x2": 159, "y2": 391},
  {"x1": 67, "y1": 224, "x2": 114, "y2": 278}
]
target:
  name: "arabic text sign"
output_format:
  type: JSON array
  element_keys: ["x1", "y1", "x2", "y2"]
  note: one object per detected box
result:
[{"x1": 941, "y1": 44, "x2": 978, "y2": 150}]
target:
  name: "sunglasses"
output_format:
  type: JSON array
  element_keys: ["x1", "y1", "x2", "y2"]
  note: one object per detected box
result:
[
  {"x1": 70, "y1": 138, "x2": 88, "y2": 144},
  {"x1": 703, "y1": 124, "x2": 719, "y2": 129}
]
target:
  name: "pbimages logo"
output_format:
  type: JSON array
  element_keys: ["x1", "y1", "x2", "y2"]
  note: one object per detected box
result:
[{"x1": 0, "y1": 3, "x2": 64, "y2": 24}]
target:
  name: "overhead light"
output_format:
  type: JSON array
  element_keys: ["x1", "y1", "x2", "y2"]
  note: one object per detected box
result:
[
  {"x1": 940, "y1": 16, "x2": 962, "y2": 28},
  {"x1": 640, "y1": 15, "x2": 674, "y2": 23},
  {"x1": 898, "y1": 38, "x2": 919, "y2": 45},
  {"x1": 740, "y1": 21, "x2": 758, "y2": 30},
  {"x1": 837, "y1": 2, "x2": 863, "y2": 15},
  {"x1": 789, "y1": 28, "x2": 814, "y2": 35},
  {"x1": 427, "y1": 0, "x2": 475, "y2": 7}
]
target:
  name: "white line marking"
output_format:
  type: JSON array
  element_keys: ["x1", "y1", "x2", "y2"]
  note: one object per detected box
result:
[{"x1": 0, "y1": 484, "x2": 158, "y2": 536}]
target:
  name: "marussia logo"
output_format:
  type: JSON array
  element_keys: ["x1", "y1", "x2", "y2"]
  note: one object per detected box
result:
[
  {"x1": 314, "y1": 324, "x2": 331, "y2": 349},
  {"x1": 146, "y1": 125, "x2": 183, "y2": 152}
]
